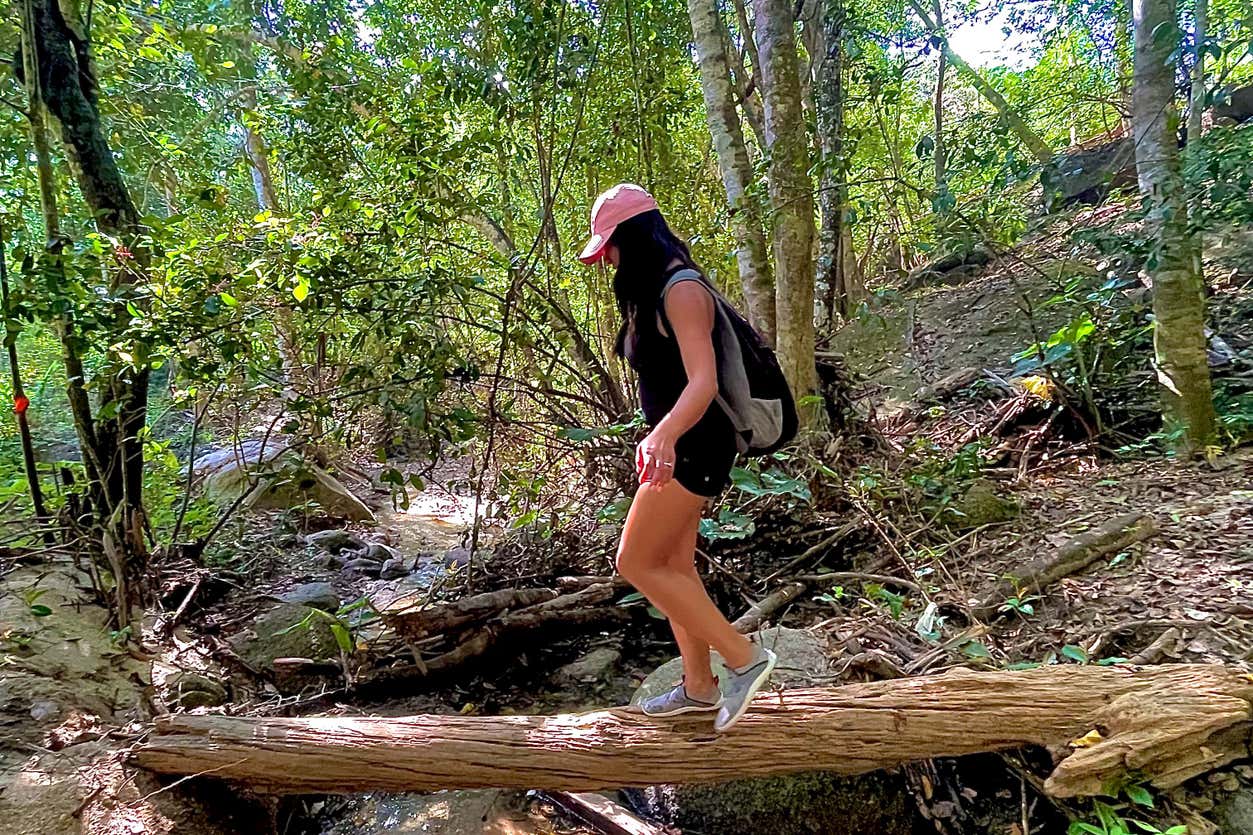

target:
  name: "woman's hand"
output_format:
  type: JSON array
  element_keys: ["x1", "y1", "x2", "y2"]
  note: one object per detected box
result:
[{"x1": 636, "y1": 424, "x2": 679, "y2": 488}]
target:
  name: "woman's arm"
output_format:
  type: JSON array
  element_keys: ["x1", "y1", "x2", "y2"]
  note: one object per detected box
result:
[{"x1": 637, "y1": 281, "x2": 718, "y2": 487}]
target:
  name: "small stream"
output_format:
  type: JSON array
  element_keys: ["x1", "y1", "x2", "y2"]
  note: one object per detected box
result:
[{"x1": 290, "y1": 482, "x2": 640, "y2": 835}]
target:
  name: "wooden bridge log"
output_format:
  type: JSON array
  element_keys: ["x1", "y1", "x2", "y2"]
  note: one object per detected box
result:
[{"x1": 132, "y1": 664, "x2": 1251, "y2": 797}]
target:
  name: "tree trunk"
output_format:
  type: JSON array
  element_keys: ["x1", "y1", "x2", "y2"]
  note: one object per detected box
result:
[
  {"x1": 688, "y1": 0, "x2": 776, "y2": 343},
  {"x1": 241, "y1": 86, "x2": 281, "y2": 212},
  {"x1": 1187, "y1": 0, "x2": 1207, "y2": 144},
  {"x1": 754, "y1": 0, "x2": 818, "y2": 403},
  {"x1": 1132, "y1": 0, "x2": 1218, "y2": 450},
  {"x1": 0, "y1": 220, "x2": 50, "y2": 537},
  {"x1": 133, "y1": 665, "x2": 1252, "y2": 796},
  {"x1": 22, "y1": 0, "x2": 149, "y2": 625},
  {"x1": 814, "y1": 0, "x2": 862, "y2": 329},
  {"x1": 907, "y1": 0, "x2": 1053, "y2": 166},
  {"x1": 730, "y1": 0, "x2": 768, "y2": 150},
  {"x1": 931, "y1": 0, "x2": 949, "y2": 236}
]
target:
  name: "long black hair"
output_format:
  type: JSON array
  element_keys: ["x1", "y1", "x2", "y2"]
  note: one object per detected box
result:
[{"x1": 610, "y1": 209, "x2": 699, "y2": 358}]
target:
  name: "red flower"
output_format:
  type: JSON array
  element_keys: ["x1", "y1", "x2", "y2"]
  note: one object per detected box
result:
[
  {"x1": 13, "y1": 396, "x2": 29, "y2": 415},
  {"x1": 115, "y1": 245, "x2": 134, "y2": 261}
]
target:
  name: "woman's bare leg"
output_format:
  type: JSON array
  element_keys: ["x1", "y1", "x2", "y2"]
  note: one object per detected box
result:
[
  {"x1": 616, "y1": 479, "x2": 754, "y2": 671},
  {"x1": 665, "y1": 512, "x2": 718, "y2": 698}
]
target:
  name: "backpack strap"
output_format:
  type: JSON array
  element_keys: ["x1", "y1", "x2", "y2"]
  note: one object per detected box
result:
[{"x1": 658, "y1": 268, "x2": 713, "y2": 338}]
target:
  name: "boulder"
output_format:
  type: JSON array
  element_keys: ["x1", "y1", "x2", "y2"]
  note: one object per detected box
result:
[
  {"x1": 306, "y1": 529, "x2": 366, "y2": 554},
  {"x1": 229, "y1": 603, "x2": 339, "y2": 671},
  {"x1": 904, "y1": 245, "x2": 993, "y2": 289},
  {"x1": 444, "y1": 546, "x2": 473, "y2": 568},
  {"x1": 194, "y1": 443, "x2": 374, "y2": 523},
  {"x1": 1217, "y1": 787, "x2": 1253, "y2": 835},
  {"x1": 632, "y1": 626, "x2": 833, "y2": 705},
  {"x1": 1213, "y1": 84, "x2": 1253, "y2": 125},
  {"x1": 342, "y1": 558, "x2": 383, "y2": 578},
  {"x1": 160, "y1": 671, "x2": 228, "y2": 709},
  {"x1": 554, "y1": 647, "x2": 621, "y2": 684},
  {"x1": 364, "y1": 542, "x2": 398, "y2": 562},
  {"x1": 379, "y1": 558, "x2": 409, "y2": 580},
  {"x1": 277, "y1": 582, "x2": 340, "y2": 611},
  {"x1": 941, "y1": 479, "x2": 1020, "y2": 529},
  {"x1": 0, "y1": 741, "x2": 268, "y2": 835},
  {"x1": 628, "y1": 627, "x2": 916, "y2": 835},
  {"x1": 1040, "y1": 137, "x2": 1137, "y2": 209}
]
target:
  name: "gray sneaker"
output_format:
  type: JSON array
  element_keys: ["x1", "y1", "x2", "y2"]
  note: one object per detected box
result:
[
  {"x1": 714, "y1": 645, "x2": 778, "y2": 732},
  {"x1": 639, "y1": 680, "x2": 723, "y2": 717}
]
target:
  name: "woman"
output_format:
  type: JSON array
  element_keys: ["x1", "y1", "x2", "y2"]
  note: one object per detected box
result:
[{"x1": 578, "y1": 183, "x2": 776, "y2": 732}]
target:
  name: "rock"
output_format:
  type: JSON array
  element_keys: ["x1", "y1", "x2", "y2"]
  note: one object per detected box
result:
[
  {"x1": 278, "y1": 582, "x2": 340, "y2": 611},
  {"x1": 364, "y1": 542, "x2": 398, "y2": 562},
  {"x1": 0, "y1": 741, "x2": 267, "y2": 835},
  {"x1": 905, "y1": 245, "x2": 993, "y2": 289},
  {"x1": 342, "y1": 558, "x2": 383, "y2": 578},
  {"x1": 554, "y1": 647, "x2": 621, "y2": 684},
  {"x1": 633, "y1": 627, "x2": 832, "y2": 706},
  {"x1": 444, "y1": 546, "x2": 472, "y2": 568},
  {"x1": 195, "y1": 443, "x2": 375, "y2": 523},
  {"x1": 1041, "y1": 137, "x2": 1137, "y2": 208},
  {"x1": 28, "y1": 700, "x2": 59, "y2": 722},
  {"x1": 1213, "y1": 84, "x2": 1253, "y2": 125},
  {"x1": 379, "y1": 558, "x2": 409, "y2": 580},
  {"x1": 941, "y1": 479, "x2": 1019, "y2": 529},
  {"x1": 161, "y1": 671, "x2": 229, "y2": 709},
  {"x1": 1217, "y1": 788, "x2": 1253, "y2": 835},
  {"x1": 229, "y1": 603, "x2": 339, "y2": 671},
  {"x1": 630, "y1": 772, "x2": 915, "y2": 835},
  {"x1": 306, "y1": 529, "x2": 367, "y2": 554},
  {"x1": 628, "y1": 627, "x2": 915, "y2": 834}
]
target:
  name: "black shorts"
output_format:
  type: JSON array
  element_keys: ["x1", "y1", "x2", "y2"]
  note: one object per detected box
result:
[{"x1": 672, "y1": 407, "x2": 739, "y2": 498}]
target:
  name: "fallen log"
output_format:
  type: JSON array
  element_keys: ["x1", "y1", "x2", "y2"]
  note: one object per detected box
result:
[
  {"x1": 733, "y1": 582, "x2": 807, "y2": 632},
  {"x1": 133, "y1": 664, "x2": 1252, "y2": 797},
  {"x1": 973, "y1": 512, "x2": 1157, "y2": 619},
  {"x1": 540, "y1": 791, "x2": 673, "y2": 835},
  {"x1": 377, "y1": 587, "x2": 561, "y2": 638}
]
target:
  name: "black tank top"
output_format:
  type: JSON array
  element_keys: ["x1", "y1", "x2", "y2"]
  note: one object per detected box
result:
[{"x1": 624, "y1": 267, "x2": 707, "y2": 426}]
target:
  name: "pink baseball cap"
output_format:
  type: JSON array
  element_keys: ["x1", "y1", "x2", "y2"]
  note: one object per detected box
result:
[{"x1": 578, "y1": 183, "x2": 659, "y2": 264}]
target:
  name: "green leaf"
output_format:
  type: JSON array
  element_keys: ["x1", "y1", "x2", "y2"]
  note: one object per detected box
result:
[
  {"x1": 961, "y1": 640, "x2": 991, "y2": 658},
  {"x1": 558, "y1": 426, "x2": 599, "y2": 442},
  {"x1": 329, "y1": 622, "x2": 353, "y2": 653},
  {"x1": 1124, "y1": 784, "x2": 1154, "y2": 808},
  {"x1": 698, "y1": 508, "x2": 755, "y2": 540},
  {"x1": 221, "y1": 60, "x2": 236, "y2": 69},
  {"x1": 1006, "y1": 661, "x2": 1041, "y2": 671},
  {"x1": 29, "y1": 604, "x2": 53, "y2": 617},
  {"x1": 646, "y1": 605, "x2": 666, "y2": 620},
  {"x1": 1061, "y1": 644, "x2": 1089, "y2": 664},
  {"x1": 617, "y1": 591, "x2": 646, "y2": 605},
  {"x1": 1095, "y1": 656, "x2": 1129, "y2": 666},
  {"x1": 292, "y1": 278, "x2": 310, "y2": 302}
]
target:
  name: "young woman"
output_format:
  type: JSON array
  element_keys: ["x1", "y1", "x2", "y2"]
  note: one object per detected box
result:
[{"x1": 578, "y1": 183, "x2": 776, "y2": 732}]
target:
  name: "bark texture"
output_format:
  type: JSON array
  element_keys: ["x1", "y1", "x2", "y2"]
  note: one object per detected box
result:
[
  {"x1": 907, "y1": 0, "x2": 1052, "y2": 165},
  {"x1": 754, "y1": 0, "x2": 818, "y2": 401},
  {"x1": 241, "y1": 86, "x2": 280, "y2": 212},
  {"x1": 1132, "y1": 0, "x2": 1218, "y2": 449},
  {"x1": 688, "y1": 0, "x2": 776, "y2": 343},
  {"x1": 1187, "y1": 0, "x2": 1207, "y2": 145},
  {"x1": 814, "y1": 0, "x2": 863, "y2": 326},
  {"x1": 22, "y1": 0, "x2": 150, "y2": 625},
  {"x1": 134, "y1": 665, "x2": 1253, "y2": 796}
]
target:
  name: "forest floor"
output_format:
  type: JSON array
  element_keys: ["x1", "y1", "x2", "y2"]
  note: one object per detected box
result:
[{"x1": 1, "y1": 202, "x2": 1251, "y2": 834}]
